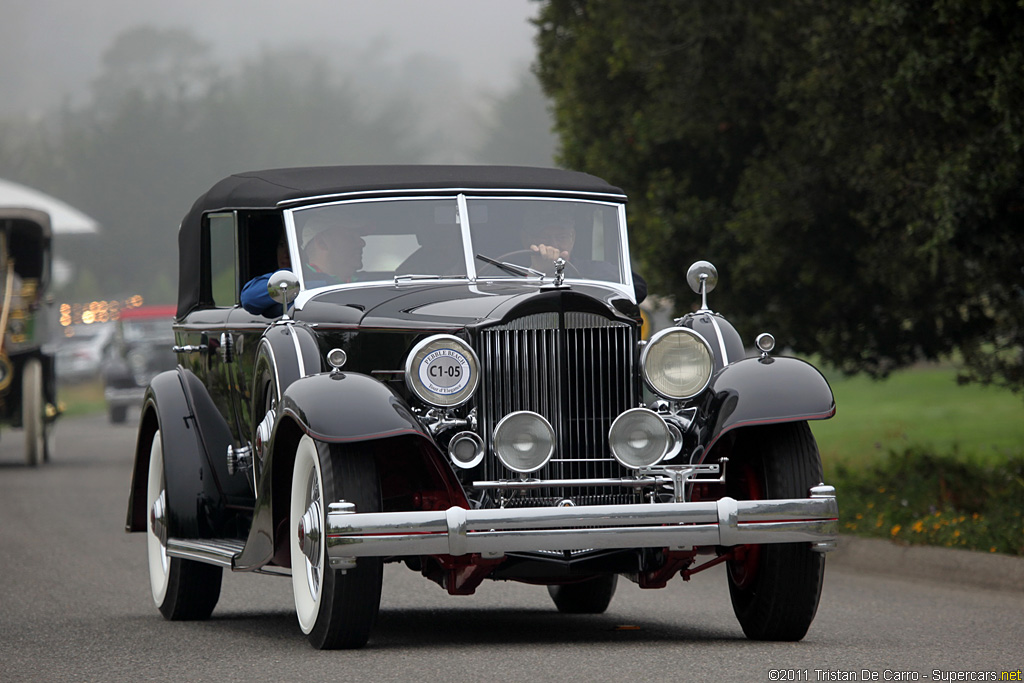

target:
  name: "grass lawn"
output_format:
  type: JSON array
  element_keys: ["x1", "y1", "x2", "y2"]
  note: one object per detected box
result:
[
  {"x1": 56, "y1": 378, "x2": 107, "y2": 417},
  {"x1": 810, "y1": 362, "x2": 1024, "y2": 468}
]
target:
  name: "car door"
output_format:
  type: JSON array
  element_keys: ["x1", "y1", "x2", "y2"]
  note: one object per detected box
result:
[{"x1": 176, "y1": 211, "x2": 254, "y2": 505}]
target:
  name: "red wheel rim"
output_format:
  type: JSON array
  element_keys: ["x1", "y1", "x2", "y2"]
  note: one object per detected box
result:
[{"x1": 727, "y1": 461, "x2": 763, "y2": 590}]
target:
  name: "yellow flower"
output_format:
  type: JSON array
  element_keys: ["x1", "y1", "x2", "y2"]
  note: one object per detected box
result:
[
  {"x1": 867, "y1": 502, "x2": 874, "y2": 509},
  {"x1": 890, "y1": 524, "x2": 901, "y2": 536},
  {"x1": 855, "y1": 513, "x2": 863, "y2": 520},
  {"x1": 990, "y1": 547, "x2": 997, "y2": 553},
  {"x1": 878, "y1": 487, "x2": 886, "y2": 493},
  {"x1": 912, "y1": 520, "x2": 925, "y2": 533},
  {"x1": 953, "y1": 530, "x2": 960, "y2": 538}
]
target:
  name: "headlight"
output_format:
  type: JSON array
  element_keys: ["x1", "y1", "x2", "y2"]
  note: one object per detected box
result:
[
  {"x1": 641, "y1": 327, "x2": 714, "y2": 400},
  {"x1": 492, "y1": 411, "x2": 554, "y2": 473},
  {"x1": 404, "y1": 334, "x2": 480, "y2": 408},
  {"x1": 609, "y1": 408, "x2": 671, "y2": 469}
]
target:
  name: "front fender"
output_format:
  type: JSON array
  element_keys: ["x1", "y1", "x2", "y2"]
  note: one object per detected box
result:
[
  {"x1": 233, "y1": 370, "x2": 464, "y2": 571},
  {"x1": 701, "y1": 356, "x2": 835, "y2": 456},
  {"x1": 280, "y1": 370, "x2": 431, "y2": 443}
]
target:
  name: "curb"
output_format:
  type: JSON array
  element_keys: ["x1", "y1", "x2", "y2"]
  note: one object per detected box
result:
[{"x1": 829, "y1": 534, "x2": 1024, "y2": 593}]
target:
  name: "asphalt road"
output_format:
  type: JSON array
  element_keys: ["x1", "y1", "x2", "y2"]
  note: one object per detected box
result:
[{"x1": 1, "y1": 412, "x2": 1021, "y2": 683}]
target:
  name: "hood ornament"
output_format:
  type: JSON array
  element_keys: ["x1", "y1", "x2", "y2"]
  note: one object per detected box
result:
[{"x1": 553, "y1": 257, "x2": 566, "y2": 286}]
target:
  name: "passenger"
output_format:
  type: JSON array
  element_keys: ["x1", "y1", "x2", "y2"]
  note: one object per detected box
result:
[
  {"x1": 300, "y1": 215, "x2": 367, "y2": 286},
  {"x1": 240, "y1": 229, "x2": 292, "y2": 316}
]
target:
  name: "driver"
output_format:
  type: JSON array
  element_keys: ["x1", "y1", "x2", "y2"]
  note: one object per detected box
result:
[
  {"x1": 522, "y1": 214, "x2": 576, "y2": 276},
  {"x1": 521, "y1": 206, "x2": 647, "y2": 303}
]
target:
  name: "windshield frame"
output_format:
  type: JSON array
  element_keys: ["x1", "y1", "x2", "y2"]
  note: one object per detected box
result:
[{"x1": 285, "y1": 194, "x2": 636, "y2": 308}]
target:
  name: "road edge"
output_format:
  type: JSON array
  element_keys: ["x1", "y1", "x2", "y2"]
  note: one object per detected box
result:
[{"x1": 829, "y1": 534, "x2": 1024, "y2": 592}]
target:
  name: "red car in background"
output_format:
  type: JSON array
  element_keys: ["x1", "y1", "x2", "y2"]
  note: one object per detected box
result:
[{"x1": 102, "y1": 305, "x2": 176, "y2": 423}]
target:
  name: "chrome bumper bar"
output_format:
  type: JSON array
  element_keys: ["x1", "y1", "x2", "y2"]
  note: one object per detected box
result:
[
  {"x1": 325, "y1": 485, "x2": 838, "y2": 566},
  {"x1": 104, "y1": 387, "x2": 144, "y2": 403}
]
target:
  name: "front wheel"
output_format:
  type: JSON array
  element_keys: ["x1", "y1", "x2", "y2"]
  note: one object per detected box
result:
[
  {"x1": 547, "y1": 574, "x2": 618, "y2": 614},
  {"x1": 109, "y1": 404, "x2": 128, "y2": 424},
  {"x1": 146, "y1": 429, "x2": 222, "y2": 619},
  {"x1": 290, "y1": 435, "x2": 382, "y2": 649},
  {"x1": 725, "y1": 421, "x2": 826, "y2": 641}
]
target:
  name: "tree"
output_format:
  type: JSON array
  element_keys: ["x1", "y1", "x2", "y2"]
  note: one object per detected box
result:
[
  {"x1": 534, "y1": 0, "x2": 1024, "y2": 392},
  {"x1": 0, "y1": 27, "x2": 429, "y2": 305}
]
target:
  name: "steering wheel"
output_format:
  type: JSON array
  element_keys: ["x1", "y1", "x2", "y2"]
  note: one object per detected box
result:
[{"x1": 479, "y1": 249, "x2": 581, "y2": 278}]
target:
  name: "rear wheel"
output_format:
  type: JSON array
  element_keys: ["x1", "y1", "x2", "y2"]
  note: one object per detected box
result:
[
  {"x1": 290, "y1": 435, "x2": 382, "y2": 649},
  {"x1": 547, "y1": 574, "x2": 618, "y2": 614},
  {"x1": 146, "y1": 429, "x2": 222, "y2": 620},
  {"x1": 23, "y1": 357, "x2": 47, "y2": 466},
  {"x1": 725, "y1": 421, "x2": 826, "y2": 641}
]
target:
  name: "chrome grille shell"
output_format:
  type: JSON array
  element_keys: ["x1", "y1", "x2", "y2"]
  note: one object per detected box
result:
[{"x1": 477, "y1": 311, "x2": 640, "y2": 503}]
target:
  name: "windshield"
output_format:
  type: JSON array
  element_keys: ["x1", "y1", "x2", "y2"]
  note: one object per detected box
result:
[{"x1": 287, "y1": 196, "x2": 629, "y2": 292}]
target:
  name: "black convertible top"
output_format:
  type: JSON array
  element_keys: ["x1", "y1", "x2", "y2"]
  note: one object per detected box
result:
[{"x1": 176, "y1": 165, "x2": 626, "y2": 318}]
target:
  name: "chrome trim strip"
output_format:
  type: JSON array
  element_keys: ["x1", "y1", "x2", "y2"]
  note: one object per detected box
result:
[
  {"x1": 707, "y1": 314, "x2": 730, "y2": 366},
  {"x1": 277, "y1": 187, "x2": 628, "y2": 207},
  {"x1": 166, "y1": 538, "x2": 245, "y2": 568},
  {"x1": 290, "y1": 326, "x2": 306, "y2": 378},
  {"x1": 325, "y1": 494, "x2": 839, "y2": 558}
]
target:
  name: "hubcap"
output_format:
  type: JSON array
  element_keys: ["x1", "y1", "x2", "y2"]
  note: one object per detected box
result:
[
  {"x1": 298, "y1": 499, "x2": 322, "y2": 566},
  {"x1": 150, "y1": 490, "x2": 168, "y2": 546}
]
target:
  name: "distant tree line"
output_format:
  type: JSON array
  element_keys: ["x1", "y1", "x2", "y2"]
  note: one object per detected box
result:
[
  {"x1": 535, "y1": 0, "x2": 1024, "y2": 393},
  {"x1": 0, "y1": 26, "x2": 556, "y2": 305}
]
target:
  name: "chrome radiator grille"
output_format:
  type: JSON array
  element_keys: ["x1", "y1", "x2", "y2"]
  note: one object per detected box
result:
[{"x1": 477, "y1": 312, "x2": 639, "y2": 501}]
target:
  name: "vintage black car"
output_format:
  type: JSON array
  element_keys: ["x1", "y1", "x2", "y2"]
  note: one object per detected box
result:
[
  {"x1": 103, "y1": 304, "x2": 177, "y2": 423},
  {"x1": 125, "y1": 165, "x2": 838, "y2": 649},
  {"x1": 0, "y1": 207, "x2": 59, "y2": 465}
]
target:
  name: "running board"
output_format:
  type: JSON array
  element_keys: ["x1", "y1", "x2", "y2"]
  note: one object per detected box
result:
[{"x1": 166, "y1": 538, "x2": 245, "y2": 568}]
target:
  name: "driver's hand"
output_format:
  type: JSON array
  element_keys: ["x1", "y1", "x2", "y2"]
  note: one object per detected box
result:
[{"x1": 530, "y1": 243, "x2": 569, "y2": 273}]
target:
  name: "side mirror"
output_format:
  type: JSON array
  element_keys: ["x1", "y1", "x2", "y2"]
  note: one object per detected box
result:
[
  {"x1": 686, "y1": 261, "x2": 718, "y2": 312},
  {"x1": 267, "y1": 270, "x2": 299, "y2": 318}
]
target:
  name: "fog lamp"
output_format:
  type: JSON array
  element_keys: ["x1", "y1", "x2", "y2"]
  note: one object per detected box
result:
[
  {"x1": 448, "y1": 431, "x2": 485, "y2": 469},
  {"x1": 492, "y1": 411, "x2": 554, "y2": 474},
  {"x1": 609, "y1": 408, "x2": 671, "y2": 470}
]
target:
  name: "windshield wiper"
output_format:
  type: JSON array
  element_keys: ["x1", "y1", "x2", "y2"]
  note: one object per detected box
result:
[
  {"x1": 475, "y1": 254, "x2": 545, "y2": 279},
  {"x1": 393, "y1": 273, "x2": 468, "y2": 283}
]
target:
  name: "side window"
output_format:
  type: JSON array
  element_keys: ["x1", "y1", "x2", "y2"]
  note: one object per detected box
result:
[{"x1": 208, "y1": 212, "x2": 237, "y2": 307}]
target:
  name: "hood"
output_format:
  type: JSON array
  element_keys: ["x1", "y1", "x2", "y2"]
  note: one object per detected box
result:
[{"x1": 294, "y1": 281, "x2": 641, "y2": 332}]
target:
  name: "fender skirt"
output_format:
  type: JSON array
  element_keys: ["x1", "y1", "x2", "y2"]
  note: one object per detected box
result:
[{"x1": 703, "y1": 356, "x2": 836, "y2": 454}]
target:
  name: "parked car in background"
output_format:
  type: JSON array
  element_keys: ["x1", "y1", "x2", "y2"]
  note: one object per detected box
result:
[
  {"x1": 103, "y1": 305, "x2": 176, "y2": 423},
  {"x1": 0, "y1": 207, "x2": 60, "y2": 465},
  {"x1": 125, "y1": 165, "x2": 838, "y2": 649},
  {"x1": 56, "y1": 322, "x2": 114, "y2": 384}
]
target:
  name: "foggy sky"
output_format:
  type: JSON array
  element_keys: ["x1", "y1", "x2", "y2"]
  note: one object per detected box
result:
[{"x1": 1, "y1": 0, "x2": 539, "y2": 116}]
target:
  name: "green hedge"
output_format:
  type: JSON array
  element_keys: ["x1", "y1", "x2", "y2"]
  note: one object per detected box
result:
[{"x1": 830, "y1": 447, "x2": 1024, "y2": 556}]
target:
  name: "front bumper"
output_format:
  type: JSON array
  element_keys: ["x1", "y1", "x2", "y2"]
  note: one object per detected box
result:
[
  {"x1": 324, "y1": 485, "x2": 838, "y2": 568},
  {"x1": 104, "y1": 386, "x2": 144, "y2": 406}
]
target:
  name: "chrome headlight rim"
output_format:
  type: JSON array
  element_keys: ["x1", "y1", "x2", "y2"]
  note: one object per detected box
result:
[
  {"x1": 404, "y1": 334, "x2": 480, "y2": 408},
  {"x1": 640, "y1": 326, "x2": 715, "y2": 400},
  {"x1": 608, "y1": 407, "x2": 671, "y2": 470},
  {"x1": 492, "y1": 410, "x2": 555, "y2": 474}
]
